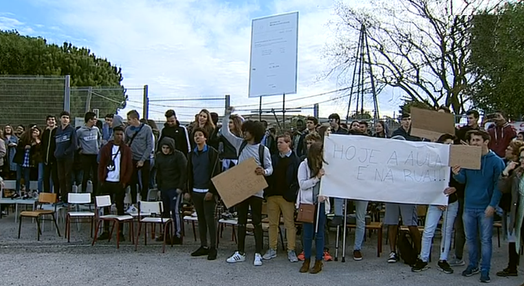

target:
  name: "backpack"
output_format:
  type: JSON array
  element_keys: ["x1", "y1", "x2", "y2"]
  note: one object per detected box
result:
[
  {"x1": 397, "y1": 231, "x2": 417, "y2": 266},
  {"x1": 238, "y1": 141, "x2": 270, "y2": 190}
]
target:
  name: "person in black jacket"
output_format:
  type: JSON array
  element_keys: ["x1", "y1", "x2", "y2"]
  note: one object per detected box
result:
[
  {"x1": 41, "y1": 115, "x2": 59, "y2": 194},
  {"x1": 158, "y1": 109, "x2": 191, "y2": 156},
  {"x1": 155, "y1": 137, "x2": 188, "y2": 245},
  {"x1": 185, "y1": 127, "x2": 221, "y2": 260},
  {"x1": 263, "y1": 134, "x2": 301, "y2": 262}
]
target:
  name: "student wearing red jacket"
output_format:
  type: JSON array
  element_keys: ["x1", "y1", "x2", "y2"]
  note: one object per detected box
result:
[
  {"x1": 487, "y1": 112, "x2": 517, "y2": 158},
  {"x1": 96, "y1": 126, "x2": 133, "y2": 241}
]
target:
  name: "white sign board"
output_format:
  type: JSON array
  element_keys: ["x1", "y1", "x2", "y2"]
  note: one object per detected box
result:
[
  {"x1": 320, "y1": 135, "x2": 450, "y2": 205},
  {"x1": 248, "y1": 12, "x2": 298, "y2": 97}
]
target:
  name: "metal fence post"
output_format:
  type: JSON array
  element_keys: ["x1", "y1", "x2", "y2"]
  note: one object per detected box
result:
[
  {"x1": 85, "y1": 86, "x2": 93, "y2": 112},
  {"x1": 143, "y1": 85, "x2": 149, "y2": 119},
  {"x1": 64, "y1": 75, "x2": 71, "y2": 112},
  {"x1": 313, "y1": 103, "x2": 319, "y2": 118},
  {"x1": 225, "y1": 94, "x2": 230, "y2": 111}
]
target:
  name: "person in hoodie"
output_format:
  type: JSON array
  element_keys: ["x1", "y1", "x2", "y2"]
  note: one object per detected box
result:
[
  {"x1": 412, "y1": 134, "x2": 464, "y2": 274},
  {"x1": 76, "y1": 112, "x2": 101, "y2": 196},
  {"x1": 54, "y1": 111, "x2": 77, "y2": 203},
  {"x1": 486, "y1": 112, "x2": 517, "y2": 158},
  {"x1": 452, "y1": 129, "x2": 505, "y2": 283},
  {"x1": 185, "y1": 127, "x2": 220, "y2": 259},
  {"x1": 41, "y1": 115, "x2": 59, "y2": 194},
  {"x1": 154, "y1": 137, "x2": 188, "y2": 245},
  {"x1": 101, "y1": 114, "x2": 113, "y2": 146},
  {"x1": 158, "y1": 109, "x2": 191, "y2": 156},
  {"x1": 96, "y1": 126, "x2": 133, "y2": 241},
  {"x1": 125, "y1": 110, "x2": 153, "y2": 207}
]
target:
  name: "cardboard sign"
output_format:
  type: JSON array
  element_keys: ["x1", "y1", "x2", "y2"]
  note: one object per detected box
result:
[
  {"x1": 211, "y1": 157, "x2": 268, "y2": 208},
  {"x1": 410, "y1": 108, "x2": 456, "y2": 140},
  {"x1": 449, "y1": 145, "x2": 482, "y2": 170}
]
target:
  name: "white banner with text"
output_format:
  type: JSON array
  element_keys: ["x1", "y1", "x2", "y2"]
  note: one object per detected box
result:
[{"x1": 320, "y1": 135, "x2": 450, "y2": 205}]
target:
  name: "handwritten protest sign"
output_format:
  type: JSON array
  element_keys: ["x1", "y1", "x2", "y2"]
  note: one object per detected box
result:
[
  {"x1": 410, "y1": 107, "x2": 455, "y2": 141},
  {"x1": 449, "y1": 145, "x2": 482, "y2": 170},
  {"x1": 211, "y1": 157, "x2": 268, "y2": 208},
  {"x1": 320, "y1": 135, "x2": 450, "y2": 205}
]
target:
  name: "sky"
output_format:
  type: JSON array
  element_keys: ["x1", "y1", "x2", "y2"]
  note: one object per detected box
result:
[{"x1": 0, "y1": 0, "x2": 406, "y2": 122}]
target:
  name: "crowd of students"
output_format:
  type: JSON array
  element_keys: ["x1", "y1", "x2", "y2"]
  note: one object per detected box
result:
[{"x1": 0, "y1": 105, "x2": 523, "y2": 283}]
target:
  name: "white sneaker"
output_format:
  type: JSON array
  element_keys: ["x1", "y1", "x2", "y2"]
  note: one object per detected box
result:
[
  {"x1": 226, "y1": 251, "x2": 246, "y2": 263},
  {"x1": 263, "y1": 248, "x2": 277, "y2": 260},
  {"x1": 254, "y1": 253, "x2": 263, "y2": 266},
  {"x1": 126, "y1": 205, "x2": 138, "y2": 214}
]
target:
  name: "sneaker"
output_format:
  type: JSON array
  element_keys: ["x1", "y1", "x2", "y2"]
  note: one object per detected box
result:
[
  {"x1": 288, "y1": 250, "x2": 298, "y2": 263},
  {"x1": 411, "y1": 259, "x2": 429, "y2": 272},
  {"x1": 387, "y1": 252, "x2": 399, "y2": 263},
  {"x1": 449, "y1": 257, "x2": 465, "y2": 267},
  {"x1": 323, "y1": 250, "x2": 333, "y2": 261},
  {"x1": 462, "y1": 266, "x2": 480, "y2": 277},
  {"x1": 97, "y1": 232, "x2": 110, "y2": 240},
  {"x1": 207, "y1": 248, "x2": 217, "y2": 260},
  {"x1": 191, "y1": 246, "x2": 209, "y2": 257},
  {"x1": 126, "y1": 205, "x2": 138, "y2": 214},
  {"x1": 496, "y1": 267, "x2": 518, "y2": 277},
  {"x1": 353, "y1": 250, "x2": 363, "y2": 261},
  {"x1": 480, "y1": 272, "x2": 491, "y2": 283},
  {"x1": 297, "y1": 251, "x2": 305, "y2": 261},
  {"x1": 437, "y1": 260, "x2": 453, "y2": 274},
  {"x1": 254, "y1": 253, "x2": 263, "y2": 266},
  {"x1": 226, "y1": 251, "x2": 246, "y2": 263},
  {"x1": 263, "y1": 248, "x2": 277, "y2": 260}
]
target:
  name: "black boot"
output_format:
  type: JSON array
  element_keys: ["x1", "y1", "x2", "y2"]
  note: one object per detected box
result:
[{"x1": 497, "y1": 242, "x2": 518, "y2": 277}]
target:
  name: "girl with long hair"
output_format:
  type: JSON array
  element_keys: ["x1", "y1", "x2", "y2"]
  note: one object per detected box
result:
[
  {"x1": 3, "y1": 125, "x2": 18, "y2": 178},
  {"x1": 374, "y1": 120, "x2": 390, "y2": 138},
  {"x1": 13, "y1": 126, "x2": 41, "y2": 196},
  {"x1": 191, "y1": 109, "x2": 217, "y2": 149},
  {"x1": 297, "y1": 142, "x2": 330, "y2": 274}
]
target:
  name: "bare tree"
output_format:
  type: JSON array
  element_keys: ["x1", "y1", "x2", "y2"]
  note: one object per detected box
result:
[{"x1": 325, "y1": 0, "x2": 504, "y2": 115}]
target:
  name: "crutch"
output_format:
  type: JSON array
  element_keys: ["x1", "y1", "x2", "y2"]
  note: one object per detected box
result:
[
  {"x1": 335, "y1": 220, "x2": 340, "y2": 261},
  {"x1": 342, "y1": 199, "x2": 348, "y2": 262}
]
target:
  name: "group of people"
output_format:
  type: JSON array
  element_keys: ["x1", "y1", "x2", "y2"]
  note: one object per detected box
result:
[{"x1": 0, "y1": 105, "x2": 523, "y2": 282}]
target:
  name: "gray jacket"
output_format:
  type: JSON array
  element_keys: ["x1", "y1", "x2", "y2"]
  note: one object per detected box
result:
[
  {"x1": 125, "y1": 123, "x2": 153, "y2": 162},
  {"x1": 76, "y1": 125, "x2": 101, "y2": 155}
]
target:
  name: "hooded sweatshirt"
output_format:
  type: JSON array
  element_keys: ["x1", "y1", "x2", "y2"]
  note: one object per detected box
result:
[
  {"x1": 488, "y1": 123, "x2": 516, "y2": 158},
  {"x1": 155, "y1": 137, "x2": 188, "y2": 191},
  {"x1": 108, "y1": 115, "x2": 125, "y2": 141},
  {"x1": 125, "y1": 123, "x2": 153, "y2": 162},
  {"x1": 76, "y1": 125, "x2": 101, "y2": 155},
  {"x1": 54, "y1": 124, "x2": 77, "y2": 161},
  {"x1": 453, "y1": 150, "x2": 505, "y2": 209},
  {"x1": 158, "y1": 121, "x2": 191, "y2": 155}
]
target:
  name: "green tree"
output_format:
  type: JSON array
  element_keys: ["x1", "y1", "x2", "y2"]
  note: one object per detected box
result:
[
  {"x1": 0, "y1": 30, "x2": 126, "y2": 126},
  {"x1": 469, "y1": 2, "x2": 524, "y2": 119}
]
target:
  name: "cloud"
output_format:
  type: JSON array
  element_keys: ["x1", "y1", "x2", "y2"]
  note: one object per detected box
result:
[{"x1": 7, "y1": 0, "x2": 401, "y2": 121}]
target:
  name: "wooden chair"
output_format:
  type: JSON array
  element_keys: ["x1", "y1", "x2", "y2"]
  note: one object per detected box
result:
[
  {"x1": 17, "y1": 193, "x2": 61, "y2": 241},
  {"x1": 135, "y1": 201, "x2": 173, "y2": 253},
  {"x1": 92, "y1": 195, "x2": 135, "y2": 249},
  {"x1": 65, "y1": 193, "x2": 95, "y2": 242}
]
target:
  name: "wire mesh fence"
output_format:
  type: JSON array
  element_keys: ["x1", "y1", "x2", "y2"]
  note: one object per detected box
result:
[
  {"x1": 147, "y1": 94, "x2": 229, "y2": 124},
  {"x1": 70, "y1": 86, "x2": 128, "y2": 120},
  {"x1": 0, "y1": 75, "x2": 66, "y2": 128}
]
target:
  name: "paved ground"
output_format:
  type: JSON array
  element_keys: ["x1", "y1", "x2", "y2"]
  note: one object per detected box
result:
[{"x1": 0, "y1": 210, "x2": 521, "y2": 286}]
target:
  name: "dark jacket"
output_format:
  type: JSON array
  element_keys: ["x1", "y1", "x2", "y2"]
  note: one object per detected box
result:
[
  {"x1": 155, "y1": 137, "x2": 188, "y2": 191},
  {"x1": 332, "y1": 126, "x2": 348, "y2": 135},
  {"x1": 455, "y1": 125, "x2": 479, "y2": 143},
  {"x1": 265, "y1": 151, "x2": 301, "y2": 202},
  {"x1": 54, "y1": 124, "x2": 77, "y2": 161},
  {"x1": 158, "y1": 122, "x2": 191, "y2": 155},
  {"x1": 42, "y1": 127, "x2": 57, "y2": 164},
  {"x1": 392, "y1": 126, "x2": 423, "y2": 142},
  {"x1": 13, "y1": 141, "x2": 41, "y2": 166},
  {"x1": 218, "y1": 131, "x2": 239, "y2": 160},
  {"x1": 98, "y1": 141, "x2": 133, "y2": 186},
  {"x1": 498, "y1": 167, "x2": 523, "y2": 236},
  {"x1": 448, "y1": 172, "x2": 464, "y2": 204},
  {"x1": 187, "y1": 144, "x2": 220, "y2": 195}
]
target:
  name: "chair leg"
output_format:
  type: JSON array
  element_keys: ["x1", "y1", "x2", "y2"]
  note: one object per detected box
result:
[
  {"x1": 18, "y1": 216, "x2": 23, "y2": 239},
  {"x1": 144, "y1": 223, "x2": 148, "y2": 246},
  {"x1": 170, "y1": 221, "x2": 174, "y2": 247},
  {"x1": 52, "y1": 214, "x2": 61, "y2": 237},
  {"x1": 130, "y1": 220, "x2": 134, "y2": 244},
  {"x1": 162, "y1": 223, "x2": 168, "y2": 253},
  {"x1": 279, "y1": 226, "x2": 285, "y2": 251},
  {"x1": 92, "y1": 219, "x2": 101, "y2": 246},
  {"x1": 66, "y1": 215, "x2": 71, "y2": 242},
  {"x1": 36, "y1": 217, "x2": 42, "y2": 241},
  {"x1": 90, "y1": 217, "x2": 94, "y2": 238},
  {"x1": 192, "y1": 221, "x2": 197, "y2": 241},
  {"x1": 116, "y1": 222, "x2": 120, "y2": 249},
  {"x1": 135, "y1": 222, "x2": 142, "y2": 251},
  {"x1": 108, "y1": 221, "x2": 116, "y2": 242}
]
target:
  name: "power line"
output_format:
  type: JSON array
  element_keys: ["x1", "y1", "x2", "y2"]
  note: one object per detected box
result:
[{"x1": 232, "y1": 87, "x2": 351, "y2": 108}]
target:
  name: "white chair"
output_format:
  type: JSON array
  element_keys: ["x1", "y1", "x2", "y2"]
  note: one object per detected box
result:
[
  {"x1": 91, "y1": 195, "x2": 134, "y2": 249},
  {"x1": 65, "y1": 193, "x2": 95, "y2": 242},
  {"x1": 135, "y1": 201, "x2": 173, "y2": 253}
]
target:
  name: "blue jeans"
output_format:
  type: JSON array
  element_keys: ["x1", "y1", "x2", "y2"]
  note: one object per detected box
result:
[
  {"x1": 353, "y1": 200, "x2": 368, "y2": 251},
  {"x1": 303, "y1": 203, "x2": 326, "y2": 261},
  {"x1": 160, "y1": 189, "x2": 182, "y2": 238},
  {"x1": 420, "y1": 201, "x2": 459, "y2": 262},
  {"x1": 37, "y1": 163, "x2": 44, "y2": 192},
  {"x1": 16, "y1": 164, "x2": 31, "y2": 193},
  {"x1": 463, "y1": 208, "x2": 494, "y2": 273}
]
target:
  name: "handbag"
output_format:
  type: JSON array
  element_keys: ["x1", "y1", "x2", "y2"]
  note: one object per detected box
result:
[{"x1": 296, "y1": 181, "x2": 317, "y2": 224}]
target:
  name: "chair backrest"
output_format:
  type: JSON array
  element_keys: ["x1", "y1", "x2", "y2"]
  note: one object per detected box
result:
[
  {"x1": 139, "y1": 201, "x2": 163, "y2": 215},
  {"x1": 68, "y1": 193, "x2": 91, "y2": 204},
  {"x1": 95, "y1": 195, "x2": 112, "y2": 208},
  {"x1": 39, "y1": 192, "x2": 57, "y2": 204}
]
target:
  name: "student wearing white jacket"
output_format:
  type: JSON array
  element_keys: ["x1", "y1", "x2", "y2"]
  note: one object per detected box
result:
[{"x1": 297, "y1": 142, "x2": 330, "y2": 274}]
